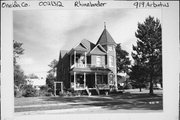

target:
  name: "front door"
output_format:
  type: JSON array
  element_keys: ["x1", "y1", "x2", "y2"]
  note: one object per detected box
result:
[
  {"x1": 86, "y1": 74, "x2": 95, "y2": 88},
  {"x1": 54, "y1": 82, "x2": 63, "y2": 95}
]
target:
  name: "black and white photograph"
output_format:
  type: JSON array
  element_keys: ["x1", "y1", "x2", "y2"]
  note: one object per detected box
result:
[
  {"x1": 1, "y1": 1, "x2": 179, "y2": 120},
  {"x1": 13, "y1": 9, "x2": 163, "y2": 113}
]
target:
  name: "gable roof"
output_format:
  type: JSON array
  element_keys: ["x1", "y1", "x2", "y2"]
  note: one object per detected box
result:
[
  {"x1": 96, "y1": 28, "x2": 116, "y2": 45},
  {"x1": 59, "y1": 50, "x2": 69, "y2": 59},
  {"x1": 89, "y1": 44, "x2": 106, "y2": 55},
  {"x1": 69, "y1": 39, "x2": 95, "y2": 54},
  {"x1": 56, "y1": 50, "x2": 69, "y2": 68},
  {"x1": 74, "y1": 43, "x2": 87, "y2": 51},
  {"x1": 81, "y1": 39, "x2": 95, "y2": 51}
]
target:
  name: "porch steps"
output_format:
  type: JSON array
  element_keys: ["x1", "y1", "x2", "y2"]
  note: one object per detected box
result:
[
  {"x1": 95, "y1": 86, "x2": 100, "y2": 95},
  {"x1": 85, "y1": 86, "x2": 91, "y2": 96}
]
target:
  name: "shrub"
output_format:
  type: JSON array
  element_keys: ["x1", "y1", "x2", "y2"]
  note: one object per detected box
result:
[
  {"x1": 45, "y1": 92, "x2": 52, "y2": 96},
  {"x1": 38, "y1": 85, "x2": 51, "y2": 96},
  {"x1": 124, "y1": 83, "x2": 133, "y2": 89},
  {"x1": 14, "y1": 89, "x2": 23, "y2": 98},
  {"x1": 22, "y1": 85, "x2": 38, "y2": 97},
  {"x1": 40, "y1": 85, "x2": 49, "y2": 91}
]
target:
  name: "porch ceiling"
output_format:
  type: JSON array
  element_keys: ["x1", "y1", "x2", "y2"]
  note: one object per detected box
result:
[{"x1": 70, "y1": 67, "x2": 111, "y2": 74}]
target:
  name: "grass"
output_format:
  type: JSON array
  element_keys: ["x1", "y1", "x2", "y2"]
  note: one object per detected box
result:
[{"x1": 15, "y1": 89, "x2": 163, "y2": 113}]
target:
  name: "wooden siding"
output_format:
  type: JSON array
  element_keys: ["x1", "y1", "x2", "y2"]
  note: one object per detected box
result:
[{"x1": 57, "y1": 54, "x2": 70, "y2": 90}]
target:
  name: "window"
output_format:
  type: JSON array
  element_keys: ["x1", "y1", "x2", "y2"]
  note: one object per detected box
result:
[
  {"x1": 108, "y1": 45, "x2": 114, "y2": 51},
  {"x1": 76, "y1": 74, "x2": 84, "y2": 84},
  {"x1": 97, "y1": 75, "x2": 108, "y2": 84},
  {"x1": 109, "y1": 56, "x2": 114, "y2": 67},
  {"x1": 96, "y1": 56, "x2": 101, "y2": 67},
  {"x1": 97, "y1": 75, "x2": 102, "y2": 84}
]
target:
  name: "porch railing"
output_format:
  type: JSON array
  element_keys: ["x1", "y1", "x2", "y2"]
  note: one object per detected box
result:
[
  {"x1": 71, "y1": 63, "x2": 108, "y2": 69},
  {"x1": 96, "y1": 84, "x2": 109, "y2": 89},
  {"x1": 72, "y1": 83, "x2": 109, "y2": 89}
]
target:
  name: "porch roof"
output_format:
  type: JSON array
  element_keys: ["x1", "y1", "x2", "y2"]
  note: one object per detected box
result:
[{"x1": 70, "y1": 67, "x2": 111, "y2": 73}]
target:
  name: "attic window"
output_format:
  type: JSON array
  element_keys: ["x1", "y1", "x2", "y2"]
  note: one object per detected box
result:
[{"x1": 108, "y1": 45, "x2": 114, "y2": 51}]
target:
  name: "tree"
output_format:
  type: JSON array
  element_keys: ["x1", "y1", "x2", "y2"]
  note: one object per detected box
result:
[
  {"x1": 116, "y1": 43, "x2": 131, "y2": 73},
  {"x1": 130, "y1": 65, "x2": 148, "y2": 92},
  {"x1": 46, "y1": 73, "x2": 55, "y2": 93},
  {"x1": 132, "y1": 16, "x2": 162, "y2": 94},
  {"x1": 13, "y1": 40, "x2": 24, "y2": 65},
  {"x1": 14, "y1": 64, "x2": 26, "y2": 87},
  {"x1": 13, "y1": 40, "x2": 26, "y2": 88},
  {"x1": 27, "y1": 73, "x2": 39, "y2": 79},
  {"x1": 48, "y1": 59, "x2": 58, "y2": 76},
  {"x1": 46, "y1": 59, "x2": 58, "y2": 93}
]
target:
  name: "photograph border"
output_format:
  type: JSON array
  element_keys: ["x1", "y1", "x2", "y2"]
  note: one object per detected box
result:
[{"x1": 1, "y1": 1, "x2": 179, "y2": 120}]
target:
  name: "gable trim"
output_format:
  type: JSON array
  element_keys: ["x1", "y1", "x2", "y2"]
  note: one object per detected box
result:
[
  {"x1": 90, "y1": 44, "x2": 106, "y2": 54},
  {"x1": 74, "y1": 40, "x2": 88, "y2": 50}
]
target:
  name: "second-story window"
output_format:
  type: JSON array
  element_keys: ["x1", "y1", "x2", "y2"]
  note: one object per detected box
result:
[
  {"x1": 109, "y1": 55, "x2": 114, "y2": 67},
  {"x1": 96, "y1": 56, "x2": 101, "y2": 67}
]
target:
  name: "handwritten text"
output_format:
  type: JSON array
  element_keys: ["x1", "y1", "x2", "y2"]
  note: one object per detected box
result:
[
  {"x1": 133, "y1": 1, "x2": 169, "y2": 8},
  {"x1": 39, "y1": 1, "x2": 64, "y2": 7},
  {"x1": 74, "y1": 1, "x2": 107, "y2": 7},
  {"x1": 1, "y1": 1, "x2": 30, "y2": 8}
]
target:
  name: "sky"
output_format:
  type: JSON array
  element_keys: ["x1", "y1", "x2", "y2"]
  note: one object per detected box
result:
[{"x1": 13, "y1": 9, "x2": 161, "y2": 78}]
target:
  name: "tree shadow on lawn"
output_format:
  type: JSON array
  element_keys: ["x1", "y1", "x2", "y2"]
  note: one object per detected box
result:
[
  {"x1": 77, "y1": 101, "x2": 163, "y2": 111},
  {"x1": 110, "y1": 92, "x2": 162, "y2": 99},
  {"x1": 41, "y1": 93, "x2": 163, "y2": 111},
  {"x1": 41, "y1": 96, "x2": 113, "y2": 103}
]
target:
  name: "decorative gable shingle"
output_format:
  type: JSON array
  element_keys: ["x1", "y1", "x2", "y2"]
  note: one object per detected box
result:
[{"x1": 90, "y1": 44, "x2": 106, "y2": 55}]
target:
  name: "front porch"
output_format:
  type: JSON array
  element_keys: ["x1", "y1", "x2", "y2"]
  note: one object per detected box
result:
[
  {"x1": 70, "y1": 72, "x2": 112, "y2": 92},
  {"x1": 54, "y1": 70, "x2": 114, "y2": 96}
]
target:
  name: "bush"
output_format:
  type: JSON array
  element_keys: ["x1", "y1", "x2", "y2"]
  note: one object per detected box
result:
[
  {"x1": 124, "y1": 83, "x2": 133, "y2": 89},
  {"x1": 40, "y1": 85, "x2": 48, "y2": 91},
  {"x1": 14, "y1": 89, "x2": 23, "y2": 98},
  {"x1": 45, "y1": 92, "x2": 52, "y2": 96},
  {"x1": 39, "y1": 85, "x2": 55, "y2": 96},
  {"x1": 22, "y1": 85, "x2": 38, "y2": 97}
]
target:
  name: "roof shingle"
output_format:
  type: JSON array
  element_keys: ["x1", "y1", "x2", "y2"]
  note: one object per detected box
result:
[{"x1": 96, "y1": 28, "x2": 116, "y2": 45}]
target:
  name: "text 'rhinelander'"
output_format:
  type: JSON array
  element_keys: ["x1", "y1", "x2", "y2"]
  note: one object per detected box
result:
[{"x1": 74, "y1": 1, "x2": 107, "y2": 7}]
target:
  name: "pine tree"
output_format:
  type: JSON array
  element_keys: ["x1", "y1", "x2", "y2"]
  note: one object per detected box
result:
[
  {"x1": 13, "y1": 40, "x2": 26, "y2": 88},
  {"x1": 46, "y1": 59, "x2": 58, "y2": 93},
  {"x1": 130, "y1": 65, "x2": 148, "y2": 92},
  {"x1": 132, "y1": 16, "x2": 162, "y2": 94},
  {"x1": 116, "y1": 43, "x2": 131, "y2": 73}
]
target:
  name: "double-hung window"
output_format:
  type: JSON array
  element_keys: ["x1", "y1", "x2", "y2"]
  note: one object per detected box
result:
[
  {"x1": 109, "y1": 55, "x2": 114, "y2": 67},
  {"x1": 96, "y1": 56, "x2": 101, "y2": 67}
]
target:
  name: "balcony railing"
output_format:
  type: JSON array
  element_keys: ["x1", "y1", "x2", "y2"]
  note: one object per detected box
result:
[{"x1": 71, "y1": 63, "x2": 108, "y2": 69}]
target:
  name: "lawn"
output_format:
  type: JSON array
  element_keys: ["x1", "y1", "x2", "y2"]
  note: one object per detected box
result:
[{"x1": 15, "y1": 89, "x2": 163, "y2": 113}]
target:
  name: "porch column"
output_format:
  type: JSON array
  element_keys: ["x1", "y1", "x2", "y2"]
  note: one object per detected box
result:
[
  {"x1": 114, "y1": 51, "x2": 118, "y2": 90},
  {"x1": 70, "y1": 54, "x2": 72, "y2": 67},
  {"x1": 85, "y1": 52, "x2": 87, "y2": 67},
  {"x1": 70, "y1": 73, "x2": 71, "y2": 88},
  {"x1": 84, "y1": 73, "x2": 86, "y2": 88},
  {"x1": 74, "y1": 72, "x2": 76, "y2": 89},
  {"x1": 74, "y1": 51, "x2": 76, "y2": 67},
  {"x1": 61, "y1": 82, "x2": 64, "y2": 93},
  {"x1": 54, "y1": 82, "x2": 56, "y2": 96},
  {"x1": 95, "y1": 72, "x2": 97, "y2": 86}
]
